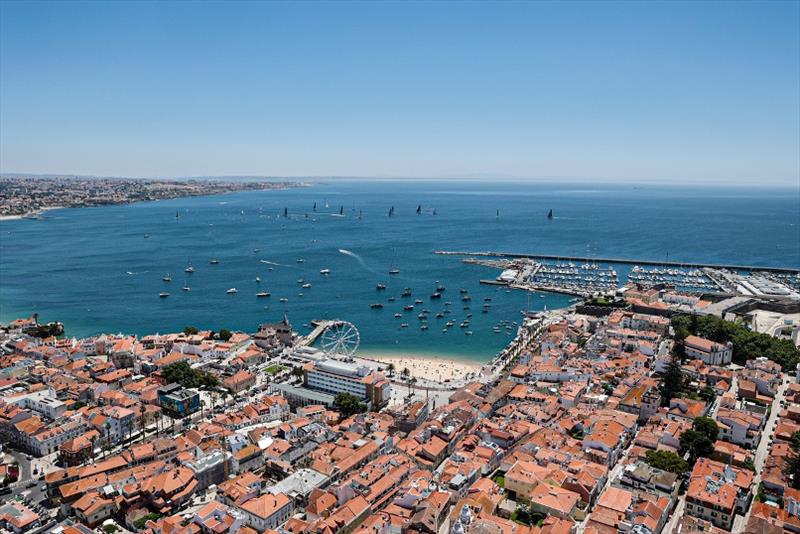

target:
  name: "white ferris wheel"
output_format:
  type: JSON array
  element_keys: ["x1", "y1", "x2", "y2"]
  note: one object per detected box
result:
[{"x1": 319, "y1": 321, "x2": 360, "y2": 357}]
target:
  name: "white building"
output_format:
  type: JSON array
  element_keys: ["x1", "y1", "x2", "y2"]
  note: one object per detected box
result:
[
  {"x1": 304, "y1": 359, "x2": 390, "y2": 408},
  {"x1": 237, "y1": 492, "x2": 293, "y2": 531},
  {"x1": 684, "y1": 335, "x2": 732, "y2": 366},
  {"x1": 4, "y1": 389, "x2": 65, "y2": 420}
]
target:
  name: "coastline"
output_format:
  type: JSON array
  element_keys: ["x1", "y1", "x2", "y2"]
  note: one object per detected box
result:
[
  {"x1": 0, "y1": 179, "x2": 307, "y2": 221},
  {"x1": 0, "y1": 205, "x2": 65, "y2": 221},
  {"x1": 358, "y1": 350, "x2": 487, "y2": 383}
]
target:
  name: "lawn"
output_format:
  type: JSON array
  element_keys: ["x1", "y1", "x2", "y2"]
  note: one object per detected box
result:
[{"x1": 264, "y1": 365, "x2": 286, "y2": 375}]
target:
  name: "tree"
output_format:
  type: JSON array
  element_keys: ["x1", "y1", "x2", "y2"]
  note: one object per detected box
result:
[
  {"x1": 698, "y1": 385, "x2": 716, "y2": 403},
  {"x1": 671, "y1": 313, "x2": 800, "y2": 371},
  {"x1": 139, "y1": 404, "x2": 147, "y2": 439},
  {"x1": 219, "y1": 329, "x2": 233, "y2": 341},
  {"x1": 291, "y1": 366, "x2": 305, "y2": 379},
  {"x1": 409, "y1": 376, "x2": 418, "y2": 395},
  {"x1": 680, "y1": 416, "x2": 719, "y2": 464},
  {"x1": 645, "y1": 450, "x2": 689, "y2": 475},
  {"x1": 134, "y1": 513, "x2": 162, "y2": 530},
  {"x1": 183, "y1": 326, "x2": 199, "y2": 335},
  {"x1": 386, "y1": 363, "x2": 395, "y2": 376},
  {"x1": 693, "y1": 417, "x2": 719, "y2": 442},
  {"x1": 660, "y1": 355, "x2": 684, "y2": 406},
  {"x1": 401, "y1": 367, "x2": 410, "y2": 382},
  {"x1": 333, "y1": 393, "x2": 367, "y2": 418},
  {"x1": 784, "y1": 431, "x2": 800, "y2": 489},
  {"x1": 162, "y1": 361, "x2": 219, "y2": 389},
  {"x1": 680, "y1": 429, "x2": 714, "y2": 464}
]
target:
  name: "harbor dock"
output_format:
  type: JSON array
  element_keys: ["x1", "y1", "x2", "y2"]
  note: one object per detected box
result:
[
  {"x1": 450, "y1": 250, "x2": 800, "y2": 299},
  {"x1": 436, "y1": 250, "x2": 800, "y2": 275}
]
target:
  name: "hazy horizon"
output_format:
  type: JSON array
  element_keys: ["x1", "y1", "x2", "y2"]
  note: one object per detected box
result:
[
  {"x1": 3, "y1": 172, "x2": 800, "y2": 189},
  {"x1": 1, "y1": 1, "x2": 799, "y2": 187}
]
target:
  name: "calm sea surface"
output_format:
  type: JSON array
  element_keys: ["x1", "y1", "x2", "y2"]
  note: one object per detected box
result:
[{"x1": 1, "y1": 180, "x2": 798, "y2": 362}]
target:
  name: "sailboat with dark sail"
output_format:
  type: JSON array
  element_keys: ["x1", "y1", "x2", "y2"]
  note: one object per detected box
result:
[
  {"x1": 547, "y1": 209, "x2": 553, "y2": 219},
  {"x1": 416, "y1": 205, "x2": 422, "y2": 214}
]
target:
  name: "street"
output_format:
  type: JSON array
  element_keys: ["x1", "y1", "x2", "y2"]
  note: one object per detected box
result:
[{"x1": 733, "y1": 374, "x2": 790, "y2": 532}]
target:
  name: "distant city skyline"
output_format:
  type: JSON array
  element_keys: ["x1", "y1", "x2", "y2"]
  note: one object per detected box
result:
[{"x1": 1, "y1": 1, "x2": 798, "y2": 186}]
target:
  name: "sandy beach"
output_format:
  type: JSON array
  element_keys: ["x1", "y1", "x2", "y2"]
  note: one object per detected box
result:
[
  {"x1": 360, "y1": 352, "x2": 486, "y2": 383},
  {"x1": 0, "y1": 206, "x2": 65, "y2": 221}
]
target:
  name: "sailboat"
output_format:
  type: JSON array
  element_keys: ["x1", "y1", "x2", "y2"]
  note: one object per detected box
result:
[
  {"x1": 547, "y1": 209, "x2": 553, "y2": 220},
  {"x1": 388, "y1": 206, "x2": 394, "y2": 217},
  {"x1": 175, "y1": 211, "x2": 180, "y2": 221},
  {"x1": 184, "y1": 260, "x2": 195, "y2": 273},
  {"x1": 496, "y1": 209, "x2": 500, "y2": 218},
  {"x1": 182, "y1": 281, "x2": 190, "y2": 291},
  {"x1": 339, "y1": 206, "x2": 344, "y2": 215},
  {"x1": 432, "y1": 208, "x2": 437, "y2": 215},
  {"x1": 388, "y1": 250, "x2": 400, "y2": 275},
  {"x1": 358, "y1": 210, "x2": 363, "y2": 220},
  {"x1": 283, "y1": 207, "x2": 288, "y2": 218},
  {"x1": 163, "y1": 273, "x2": 172, "y2": 282},
  {"x1": 416, "y1": 205, "x2": 422, "y2": 214},
  {"x1": 313, "y1": 202, "x2": 317, "y2": 211}
]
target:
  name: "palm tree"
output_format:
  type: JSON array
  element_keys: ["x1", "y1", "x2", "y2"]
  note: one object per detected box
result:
[
  {"x1": 104, "y1": 422, "x2": 112, "y2": 458},
  {"x1": 139, "y1": 404, "x2": 147, "y2": 440},
  {"x1": 401, "y1": 367, "x2": 410, "y2": 382},
  {"x1": 408, "y1": 377, "x2": 417, "y2": 395},
  {"x1": 89, "y1": 435, "x2": 96, "y2": 463},
  {"x1": 386, "y1": 363, "x2": 395, "y2": 377},
  {"x1": 155, "y1": 411, "x2": 162, "y2": 437}
]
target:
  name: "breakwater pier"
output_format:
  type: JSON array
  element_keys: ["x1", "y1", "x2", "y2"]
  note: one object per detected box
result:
[
  {"x1": 435, "y1": 250, "x2": 800, "y2": 274},
  {"x1": 436, "y1": 250, "x2": 800, "y2": 299}
]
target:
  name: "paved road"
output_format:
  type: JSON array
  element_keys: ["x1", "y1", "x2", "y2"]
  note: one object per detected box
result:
[
  {"x1": 733, "y1": 375, "x2": 789, "y2": 532},
  {"x1": 663, "y1": 494, "x2": 687, "y2": 534},
  {"x1": 576, "y1": 448, "x2": 629, "y2": 534}
]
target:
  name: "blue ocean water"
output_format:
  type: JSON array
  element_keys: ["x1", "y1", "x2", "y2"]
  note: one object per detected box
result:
[{"x1": 1, "y1": 180, "x2": 798, "y2": 362}]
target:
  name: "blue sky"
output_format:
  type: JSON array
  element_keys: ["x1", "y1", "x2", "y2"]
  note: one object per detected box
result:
[{"x1": 1, "y1": 1, "x2": 798, "y2": 185}]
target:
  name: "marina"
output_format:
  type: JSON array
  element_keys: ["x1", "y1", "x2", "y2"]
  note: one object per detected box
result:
[
  {"x1": 443, "y1": 251, "x2": 800, "y2": 298},
  {"x1": 436, "y1": 250, "x2": 800, "y2": 274},
  {"x1": 1, "y1": 181, "x2": 797, "y2": 361}
]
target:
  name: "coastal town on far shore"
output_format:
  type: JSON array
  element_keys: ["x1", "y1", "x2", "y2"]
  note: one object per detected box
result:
[
  {"x1": 1, "y1": 278, "x2": 800, "y2": 534},
  {"x1": 0, "y1": 176, "x2": 299, "y2": 219}
]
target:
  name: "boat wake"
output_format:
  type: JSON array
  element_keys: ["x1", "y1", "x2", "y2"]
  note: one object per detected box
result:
[
  {"x1": 259, "y1": 259, "x2": 289, "y2": 267},
  {"x1": 338, "y1": 248, "x2": 375, "y2": 273}
]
